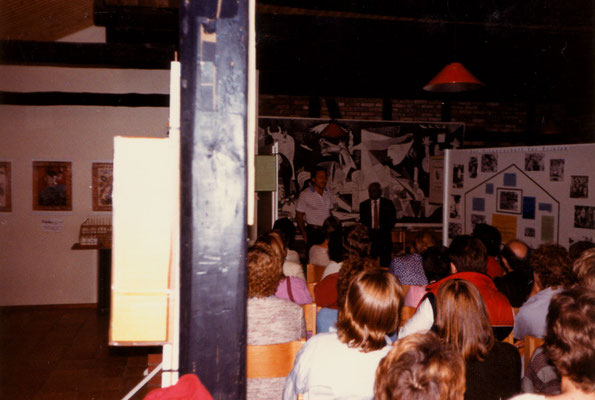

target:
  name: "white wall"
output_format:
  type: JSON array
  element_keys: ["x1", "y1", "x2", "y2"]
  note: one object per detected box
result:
[{"x1": 0, "y1": 64, "x2": 170, "y2": 305}]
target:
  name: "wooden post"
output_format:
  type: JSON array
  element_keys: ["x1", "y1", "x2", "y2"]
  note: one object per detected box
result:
[{"x1": 179, "y1": 1, "x2": 248, "y2": 398}]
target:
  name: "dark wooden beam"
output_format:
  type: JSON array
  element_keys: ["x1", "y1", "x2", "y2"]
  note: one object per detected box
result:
[
  {"x1": 0, "y1": 40, "x2": 174, "y2": 69},
  {"x1": 0, "y1": 91, "x2": 169, "y2": 107},
  {"x1": 179, "y1": 0, "x2": 248, "y2": 398}
]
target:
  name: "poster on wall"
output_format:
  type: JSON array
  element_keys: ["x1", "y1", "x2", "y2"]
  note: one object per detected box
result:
[
  {"x1": 0, "y1": 161, "x2": 11, "y2": 212},
  {"x1": 92, "y1": 162, "x2": 113, "y2": 212},
  {"x1": 32, "y1": 161, "x2": 72, "y2": 211},
  {"x1": 444, "y1": 144, "x2": 595, "y2": 248},
  {"x1": 258, "y1": 117, "x2": 464, "y2": 224}
]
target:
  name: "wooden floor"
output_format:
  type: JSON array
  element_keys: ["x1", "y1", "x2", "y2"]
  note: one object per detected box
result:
[{"x1": 0, "y1": 306, "x2": 160, "y2": 400}]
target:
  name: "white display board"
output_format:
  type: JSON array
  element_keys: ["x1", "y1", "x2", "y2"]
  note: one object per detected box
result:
[{"x1": 444, "y1": 144, "x2": 595, "y2": 248}]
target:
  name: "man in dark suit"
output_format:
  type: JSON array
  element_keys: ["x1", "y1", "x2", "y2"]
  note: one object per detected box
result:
[{"x1": 359, "y1": 182, "x2": 397, "y2": 267}]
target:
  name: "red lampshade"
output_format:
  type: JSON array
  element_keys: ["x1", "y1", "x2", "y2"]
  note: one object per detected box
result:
[{"x1": 423, "y1": 62, "x2": 485, "y2": 92}]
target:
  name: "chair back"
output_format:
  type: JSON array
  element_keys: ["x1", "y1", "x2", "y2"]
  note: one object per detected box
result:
[
  {"x1": 524, "y1": 335, "x2": 545, "y2": 373},
  {"x1": 246, "y1": 338, "x2": 306, "y2": 378},
  {"x1": 301, "y1": 303, "x2": 317, "y2": 336},
  {"x1": 400, "y1": 306, "x2": 417, "y2": 326},
  {"x1": 306, "y1": 264, "x2": 326, "y2": 283},
  {"x1": 306, "y1": 282, "x2": 317, "y2": 301}
]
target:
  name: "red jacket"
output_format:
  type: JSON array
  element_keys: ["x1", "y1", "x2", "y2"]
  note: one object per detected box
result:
[
  {"x1": 426, "y1": 271, "x2": 514, "y2": 327},
  {"x1": 486, "y1": 256, "x2": 505, "y2": 279},
  {"x1": 314, "y1": 273, "x2": 339, "y2": 309}
]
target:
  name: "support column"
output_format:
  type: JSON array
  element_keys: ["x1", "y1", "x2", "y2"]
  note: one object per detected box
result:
[{"x1": 179, "y1": 1, "x2": 248, "y2": 398}]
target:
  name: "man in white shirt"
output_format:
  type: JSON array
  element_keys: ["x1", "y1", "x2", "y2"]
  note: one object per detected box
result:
[{"x1": 296, "y1": 166, "x2": 334, "y2": 249}]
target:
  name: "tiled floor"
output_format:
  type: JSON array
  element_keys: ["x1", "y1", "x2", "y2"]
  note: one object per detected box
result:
[{"x1": 0, "y1": 306, "x2": 161, "y2": 400}]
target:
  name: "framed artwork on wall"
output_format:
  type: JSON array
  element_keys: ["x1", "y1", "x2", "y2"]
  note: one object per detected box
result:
[
  {"x1": 92, "y1": 162, "x2": 113, "y2": 211},
  {"x1": 496, "y1": 188, "x2": 522, "y2": 214},
  {"x1": 32, "y1": 161, "x2": 72, "y2": 211},
  {"x1": 0, "y1": 161, "x2": 11, "y2": 212}
]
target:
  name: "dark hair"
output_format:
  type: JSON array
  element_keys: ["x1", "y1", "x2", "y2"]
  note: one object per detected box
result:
[
  {"x1": 422, "y1": 246, "x2": 451, "y2": 283},
  {"x1": 342, "y1": 223, "x2": 372, "y2": 260},
  {"x1": 500, "y1": 240, "x2": 531, "y2": 272},
  {"x1": 312, "y1": 165, "x2": 327, "y2": 177},
  {"x1": 272, "y1": 218, "x2": 296, "y2": 249},
  {"x1": 336, "y1": 257, "x2": 376, "y2": 310},
  {"x1": 569, "y1": 240, "x2": 595, "y2": 263},
  {"x1": 544, "y1": 288, "x2": 595, "y2": 393},
  {"x1": 472, "y1": 223, "x2": 502, "y2": 257},
  {"x1": 324, "y1": 216, "x2": 344, "y2": 263},
  {"x1": 531, "y1": 244, "x2": 573, "y2": 289},
  {"x1": 448, "y1": 235, "x2": 488, "y2": 274}
]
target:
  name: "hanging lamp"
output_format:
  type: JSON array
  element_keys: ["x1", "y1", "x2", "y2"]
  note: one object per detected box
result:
[{"x1": 423, "y1": 62, "x2": 485, "y2": 92}]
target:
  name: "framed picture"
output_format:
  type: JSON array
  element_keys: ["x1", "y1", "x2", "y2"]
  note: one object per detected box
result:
[
  {"x1": 92, "y1": 162, "x2": 113, "y2": 211},
  {"x1": 32, "y1": 161, "x2": 72, "y2": 211},
  {"x1": 496, "y1": 188, "x2": 522, "y2": 214},
  {"x1": 0, "y1": 162, "x2": 11, "y2": 212}
]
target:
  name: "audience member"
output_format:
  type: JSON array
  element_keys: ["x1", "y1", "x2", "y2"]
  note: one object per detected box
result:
[
  {"x1": 513, "y1": 244, "x2": 573, "y2": 340},
  {"x1": 308, "y1": 216, "x2": 343, "y2": 267},
  {"x1": 493, "y1": 239, "x2": 534, "y2": 307},
  {"x1": 247, "y1": 244, "x2": 305, "y2": 400},
  {"x1": 568, "y1": 240, "x2": 595, "y2": 263},
  {"x1": 436, "y1": 279, "x2": 521, "y2": 400},
  {"x1": 472, "y1": 223, "x2": 505, "y2": 278},
  {"x1": 511, "y1": 288, "x2": 595, "y2": 400},
  {"x1": 258, "y1": 229, "x2": 305, "y2": 281},
  {"x1": 573, "y1": 248, "x2": 595, "y2": 290},
  {"x1": 399, "y1": 235, "x2": 514, "y2": 339},
  {"x1": 374, "y1": 331, "x2": 465, "y2": 400},
  {"x1": 389, "y1": 229, "x2": 436, "y2": 286},
  {"x1": 283, "y1": 270, "x2": 404, "y2": 399},
  {"x1": 273, "y1": 217, "x2": 300, "y2": 264}
]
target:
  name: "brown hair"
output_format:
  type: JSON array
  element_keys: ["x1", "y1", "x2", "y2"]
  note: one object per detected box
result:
[
  {"x1": 247, "y1": 243, "x2": 282, "y2": 298},
  {"x1": 531, "y1": 244, "x2": 573, "y2": 289},
  {"x1": 336, "y1": 257, "x2": 376, "y2": 310},
  {"x1": 412, "y1": 229, "x2": 438, "y2": 254},
  {"x1": 375, "y1": 332, "x2": 465, "y2": 400},
  {"x1": 544, "y1": 288, "x2": 595, "y2": 393},
  {"x1": 448, "y1": 235, "x2": 488, "y2": 274},
  {"x1": 336, "y1": 270, "x2": 404, "y2": 352},
  {"x1": 435, "y1": 279, "x2": 494, "y2": 361},
  {"x1": 342, "y1": 223, "x2": 372, "y2": 260},
  {"x1": 255, "y1": 231, "x2": 287, "y2": 264},
  {"x1": 573, "y1": 248, "x2": 595, "y2": 290}
]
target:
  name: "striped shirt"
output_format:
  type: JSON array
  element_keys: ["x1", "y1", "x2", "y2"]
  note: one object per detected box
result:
[{"x1": 296, "y1": 185, "x2": 333, "y2": 226}]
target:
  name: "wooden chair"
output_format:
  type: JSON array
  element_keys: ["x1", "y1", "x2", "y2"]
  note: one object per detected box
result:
[
  {"x1": 400, "y1": 306, "x2": 417, "y2": 327},
  {"x1": 246, "y1": 338, "x2": 306, "y2": 379},
  {"x1": 501, "y1": 330, "x2": 514, "y2": 344},
  {"x1": 302, "y1": 303, "x2": 317, "y2": 336},
  {"x1": 524, "y1": 335, "x2": 545, "y2": 373},
  {"x1": 306, "y1": 264, "x2": 326, "y2": 283},
  {"x1": 306, "y1": 282, "x2": 317, "y2": 301}
]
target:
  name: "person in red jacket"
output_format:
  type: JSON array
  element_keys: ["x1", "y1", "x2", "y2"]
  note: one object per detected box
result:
[{"x1": 399, "y1": 235, "x2": 514, "y2": 340}]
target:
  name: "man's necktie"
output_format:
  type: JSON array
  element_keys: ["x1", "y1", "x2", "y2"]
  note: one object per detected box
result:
[{"x1": 373, "y1": 200, "x2": 379, "y2": 230}]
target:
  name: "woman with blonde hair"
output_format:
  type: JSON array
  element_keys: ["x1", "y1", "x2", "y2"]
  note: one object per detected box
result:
[
  {"x1": 436, "y1": 279, "x2": 521, "y2": 400},
  {"x1": 283, "y1": 269, "x2": 404, "y2": 399}
]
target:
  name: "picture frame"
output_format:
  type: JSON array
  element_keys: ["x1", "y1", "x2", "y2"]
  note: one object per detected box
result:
[
  {"x1": 92, "y1": 162, "x2": 113, "y2": 211},
  {"x1": 0, "y1": 161, "x2": 11, "y2": 212},
  {"x1": 496, "y1": 188, "x2": 522, "y2": 214},
  {"x1": 32, "y1": 161, "x2": 72, "y2": 211}
]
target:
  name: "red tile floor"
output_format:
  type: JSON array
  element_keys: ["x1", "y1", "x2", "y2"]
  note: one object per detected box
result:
[{"x1": 0, "y1": 306, "x2": 161, "y2": 399}]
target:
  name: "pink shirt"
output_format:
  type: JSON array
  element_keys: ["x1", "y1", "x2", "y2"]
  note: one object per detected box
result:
[{"x1": 275, "y1": 276, "x2": 313, "y2": 305}]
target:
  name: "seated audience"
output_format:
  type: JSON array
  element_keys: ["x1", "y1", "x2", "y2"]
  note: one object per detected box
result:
[
  {"x1": 400, "y1": 245, "x2": 451, "y2": 307},
  {"x1": 247, "y1": 244, "x2": 305, "y2": 400},
  {"x1": 511, "y1": 288, "x2": 595, "y2": 400},
  {"x1": 283, "y1": 270, "x2": 404, "y2": 399},
  {"x1": 273, "y1": 217, "x2": 301, "y2": 264},
  {"x1": 399, "y1": 235, "x2": 514, "y2": 339},
  {"x1": 473, "y1": 223, "x2": 505, "y2": 279},
  {"x1": 316, "y1": 257, "x2": 375, "y2": 333},
  {"x1": 494, "y1": 239, "x2": 534, "y2": 307},
  {"x1": 513, "y1": 244, "x2": 573, "y2": 340},
  {"x1": 375, "y1": 331, "x2": 465, "y2": 400},
  {"x1": 436, "y1": 279, "x2": 521, "y2": 400},
  {"x1": 308, "y1": 216, "x2": 343, "y2": 267},
  {"x1": 389, "y1": 229, "x2": 436, "y2": 292},
  {"x1": 315, "y1": 223, "x2": 373, "y2": 307}
]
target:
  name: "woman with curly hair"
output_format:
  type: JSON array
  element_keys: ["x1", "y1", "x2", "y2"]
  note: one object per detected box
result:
[
  {"x1": 283, "y1": 269, "x2": 404, "y2": 399},
  {"x1": 436, "y1": 279, "x2": 521, "y2": 400},
  {"x1": 246, "y1": 243, "x2": 305, "y2": 400},
  {"x1": 513, "y1": 244, "x2": 573, "y2": 340}
]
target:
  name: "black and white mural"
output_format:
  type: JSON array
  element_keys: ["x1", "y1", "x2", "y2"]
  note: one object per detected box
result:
[{"x1": 258, "y1": 117, "x2": 465, "y2": 224}]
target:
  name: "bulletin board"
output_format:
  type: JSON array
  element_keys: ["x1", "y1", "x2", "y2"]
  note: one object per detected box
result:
[{"x1": 443, "y1": 144, "x2": 595, "y2": 249}]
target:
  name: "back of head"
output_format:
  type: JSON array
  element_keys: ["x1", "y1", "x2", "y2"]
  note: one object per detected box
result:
[
  {"x1": 247, "y1": 244, "x2": 283, "y2": 298},
  {"x1": 255, "y1": 231, "x2": 287, "y2": 264},
  {"x1": 272, "y1": 218, "x2": 296, "y2": 249},
  {"x1": 375, "y1": 332, "x2": 465, "y2": 400},
  {"x1": 530, "y1": 244, "x2": 573, "y2": 289},
  {"x1": 545, "y1": 288, "x2": 595, "y2": 393},
  {"x1": 569, "y1": 240, "x2": 595, "y2": 263},
  {"x1": 413, "y1": 229, "x2": 438, "y2": 254},
  {"x1": 573, "y1": 248, "x2": 595, "y2": 290},
  {"x1": 448, "y1": 235, "x2": 488, "y2": 274},
  {"x1": 324, "y1": 216, "x2": 344, "y2": 263},
  {"x1": 336, "y1": 257, "x2": 376, "y2": 310},
  {"x1": 472, "y1": 223, "x2": 502, "y2": 257},
  {"x1": 422, "y1": 246, "x2": 451, "y2": 283},
  {"x1": 435, "y1": 279, "x2": 494, "y2": 361},
  {"x1": 336, "y1": 269, "x2": 404, "y2": 352},
  {"x1": 343, "y1": 223, "x2": 372, "y2": 260},
  {"x1": 501, "y1": 239, "x2": 531, "y2": 272}
]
